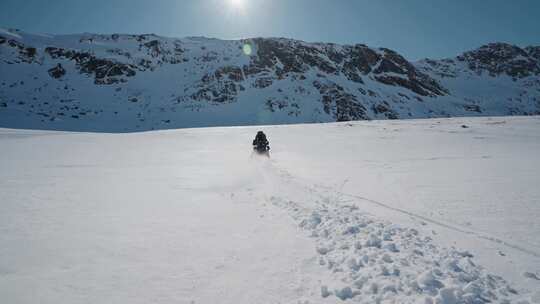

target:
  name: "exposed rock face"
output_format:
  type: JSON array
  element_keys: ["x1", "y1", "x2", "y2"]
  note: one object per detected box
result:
[
  {"x1": 48, "y1": 63, "x2": 66, "y2": 79},
  {"x1": 246, "y1": 38, "x2": 335, "y2": 77},
  {"x1": 313, "y1": 80, "x2": 367, "y2": 121},
  {"x1": 463, "y1": 104, "x2": 482, "y2": 113},
  {"x1": 178, "y1": 37, "x2": 448, "y2": 114},
  {"x1": 416, "y1": 58, "x2": 458, "y2": 78},
  {"x1": 525, "y1": 46, "x2": 540, "y2": 61},
  {"x1": 0, "y1": 36, "x2": 38, "y2": 63},
  {"x1": 141, "y1": 39, "x2": 185, "y2": 64},
  {"x1": 457, "y1": 43, "x2": 540, "y2": 78},
  {"x1": 192, "y1": 66, "x2": 245, "y2": 103},
  {"x1": 241, "y1": 38, "x2": 446, "y2": 97},
  {"x1": 45, "y1": 47, "x2": 137, "y2": 84},
  {"x1": 372, "y1": 102, "x2": 398, "y2": 119},
  {"x1": 340, "y1": 44, "x2": 379, "y2": 77},
  {"x1": 373, "y1": 49, "x2": 448, "y2": 96}
]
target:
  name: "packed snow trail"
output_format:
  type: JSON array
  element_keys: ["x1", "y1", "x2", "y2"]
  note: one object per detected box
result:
[
  {"x1": 268, "y1": 116, "x2": 540, "y2": 294},
  {"x1": 254, "y1": 158, "x2": 530, "y2": 303},
  {"x1": 277, "y1": 174, "x2": 540, "y2": 260}
]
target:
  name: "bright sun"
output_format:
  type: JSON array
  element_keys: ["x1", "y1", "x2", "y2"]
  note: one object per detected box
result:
[{"x1": 228, "y1": 0, "x2": 245, "y2": 9}]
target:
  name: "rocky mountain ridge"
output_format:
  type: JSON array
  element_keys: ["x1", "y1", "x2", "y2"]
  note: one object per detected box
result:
[{"x1": 1, "y1": 28, "x2": 539, "y2": 131}]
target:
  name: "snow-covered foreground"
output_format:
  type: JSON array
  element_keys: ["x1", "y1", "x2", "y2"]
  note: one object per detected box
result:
[{"x1": 1, "y1": 116, "x2": 539, "y2": 303}]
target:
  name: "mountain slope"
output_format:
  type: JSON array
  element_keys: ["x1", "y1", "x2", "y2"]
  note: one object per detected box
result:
[{"x1": 1, "y1": 28, "x2": 539, "y2": 131}]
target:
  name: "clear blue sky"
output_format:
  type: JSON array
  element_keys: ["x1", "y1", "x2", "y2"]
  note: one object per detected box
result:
[{"x1": 1, "y1": 0, "x2": 539, "y2": 60}]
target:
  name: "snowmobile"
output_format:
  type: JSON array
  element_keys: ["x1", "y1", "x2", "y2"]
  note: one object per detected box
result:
[
  {"x1": 253, "y1": 143, "x2": 270, "y2": 156},
  {"x1": 252, "y1": 131, "x2": 270, "y2": 157}
]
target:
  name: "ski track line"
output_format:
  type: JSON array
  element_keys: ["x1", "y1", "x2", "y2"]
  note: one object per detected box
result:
[
  {"x1": 269, "y1": 162, "x2": 540, "y2": 259},
  {"x1": 257, "y1": 160, "x2": 529, "y2": 303},
  {"x1": 337, "y1": 191, "x2": 540, "y2": 259}
]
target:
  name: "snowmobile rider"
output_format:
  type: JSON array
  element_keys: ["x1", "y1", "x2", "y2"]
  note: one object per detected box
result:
[{"x1": 252, "y1": 131, "x2": 270, "y2": 152}]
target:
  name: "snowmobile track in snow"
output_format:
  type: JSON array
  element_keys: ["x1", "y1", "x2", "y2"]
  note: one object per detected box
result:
[
  {"x1": 258, "y1": 160, "x2": 532, "y2": 303},
  {"x1": 320, "y1": 186, "x2": 540, "y2": 259},
  {"x1": 271, "y1": 163, "x2": 540, "y2": 260}
]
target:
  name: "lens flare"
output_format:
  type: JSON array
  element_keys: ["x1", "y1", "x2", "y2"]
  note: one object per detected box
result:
[{"x1": 243, "y1": 43, "x2": 252, "y2": 56}]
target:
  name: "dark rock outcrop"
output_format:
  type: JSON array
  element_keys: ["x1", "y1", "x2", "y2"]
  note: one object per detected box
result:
[
  {"x1": 242, "y1": 38, "x2": 446, "y2": 97},
  {"x1": 457, "y1": 43, "x2": 539, "y2": 78},
  {"x1": 313, "y1": 80, "x2": 367, "y2": 121},
  {"x1": 45, "y1": 47, "x2": 137, "y2": 84},
  {"x1": 48, "y1": 63, "x2": 66, "y2": 79},
  {"x1": 191, "y1": 66, "x2": 245, "y2": 103},
  {"x1": 372, "y1": 102, "x2": 398, "y2": 119}
]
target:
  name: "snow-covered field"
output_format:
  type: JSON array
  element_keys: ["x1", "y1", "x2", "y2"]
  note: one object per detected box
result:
[{"x1": 1, "y1": 116, "x2": 539, "y2": 303}]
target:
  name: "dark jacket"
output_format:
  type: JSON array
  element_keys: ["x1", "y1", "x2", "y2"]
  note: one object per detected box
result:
[{"x1": 253, "y1": 132, "x2": 269, "y2": 148}]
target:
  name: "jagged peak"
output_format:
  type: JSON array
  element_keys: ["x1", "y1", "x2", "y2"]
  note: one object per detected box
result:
[
  {"x1": 455, "y1": 42, "x2": 539, "y2": 78},
  {"x1": 524, "y1": 45, "x2": 540, "y2": 60}
]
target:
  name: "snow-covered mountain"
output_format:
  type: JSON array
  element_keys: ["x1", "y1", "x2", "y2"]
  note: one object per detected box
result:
[{"x1": 1, "y1": 28, "x2": 539, "y2": 131}]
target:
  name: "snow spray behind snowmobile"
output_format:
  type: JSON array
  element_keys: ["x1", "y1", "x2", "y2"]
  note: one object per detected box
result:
[{"x1": 252, "y1": 131, "x2": 270, "y2": 157}]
